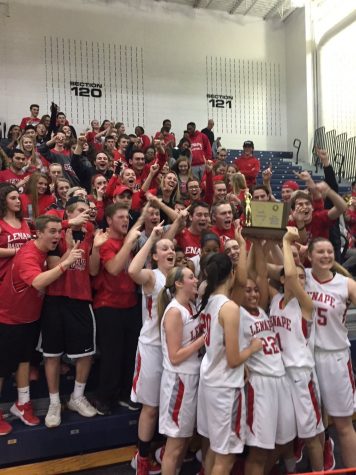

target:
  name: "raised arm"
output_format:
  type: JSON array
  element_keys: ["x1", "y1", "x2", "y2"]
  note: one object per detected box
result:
[
  {"x1": 253, "y1": 239, "x2": 269, "y2": 312},
  {"x1": 315, "y1": 181, "x2": 347, "y2": 221},
  {"x1": 283, "y1": 227, "x2": 313, "y2": 320},
  {"x1": 220, "y1": 300, "x2": 262, "y2": 368},
  {"x1": 128, "y1": 222, "x2": 164, "y2": 291}
]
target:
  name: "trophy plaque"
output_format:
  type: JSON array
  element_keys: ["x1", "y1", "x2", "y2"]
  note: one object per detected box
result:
[{"x1": 242, "y1": 196, "x2": 289, "y2": 240}]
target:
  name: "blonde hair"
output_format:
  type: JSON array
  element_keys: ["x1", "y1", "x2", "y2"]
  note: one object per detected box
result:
[
  {"x1": 19, "y1": 135, "x2": 38, "y2": 167},
  {"x1": 231, "y1": 172, "x2": 247, "y2": 195}
]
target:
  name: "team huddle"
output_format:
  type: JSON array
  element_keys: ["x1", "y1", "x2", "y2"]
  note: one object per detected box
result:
[{"x1": 0, "y1": 106, "x2": 356, "y2": 475}]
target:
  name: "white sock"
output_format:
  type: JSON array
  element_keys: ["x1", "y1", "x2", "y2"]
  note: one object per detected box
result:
[
  {"x1": 17, "y1": 386, "x2": 30, "y2": 405},
  {"x1": 284, "y1": 457, "x2": 296, "y2": 473},
  {"x1": 49, "y1": 392, "x2": 60, "y2": 405},
  {"x1": 73, "y1": 381, "x2": 86, "y2": 400}
]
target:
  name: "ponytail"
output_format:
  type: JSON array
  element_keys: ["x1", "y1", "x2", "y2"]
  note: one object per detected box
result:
[
  {"x1": 157, "y1": 267, "x2": 184, "y2": 327},
  {"x1": 196, "y1": 253, "x2": 232, "y2": 317}
]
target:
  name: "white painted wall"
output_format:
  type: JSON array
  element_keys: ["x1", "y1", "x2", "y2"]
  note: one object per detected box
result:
[
  {"x1": 0, "y1": 0, "x2": 289, "y2": 150},
  {"x1": 284, "y1": 7, "x2": 310, "y2": 162}
]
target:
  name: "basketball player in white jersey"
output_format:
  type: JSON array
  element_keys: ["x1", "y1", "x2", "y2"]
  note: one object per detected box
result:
[
  {"x1": 197, "y1": 253, "x2": 262, "y2": 475},
  {"x1": 157, "y1": 266, "x2": 205, "y2": 475},
  {"x1": 240, "y1": 239, "x2": 297, "y2": 475},
  {"x1": 128, "y1": 223, "x2": 175, "y2": 475},
  {"x1": 269, "y1": 228, "x2": 324, "y2": 471},
  {"x1": 306, "y1": 237, "x2": 356, "y2": 468}
]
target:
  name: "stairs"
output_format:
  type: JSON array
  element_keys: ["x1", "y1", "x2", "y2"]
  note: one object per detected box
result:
[{"x1": 227, "y1": 149, "x2": 352, "y2": 200}]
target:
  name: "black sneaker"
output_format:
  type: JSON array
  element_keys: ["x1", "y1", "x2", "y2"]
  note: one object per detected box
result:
[
  {"x1": 118, "y1": 398, "x2": 141, "y2": 411},
  {"x1": 92, "y1": 399, "x2": 112, "y2": 416}
]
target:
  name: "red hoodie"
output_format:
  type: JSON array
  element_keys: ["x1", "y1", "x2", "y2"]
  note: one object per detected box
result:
[
  {"x1": 189, "y1": 131, "x2": 212, "y2": 167},
  {"x1": 234, "y1": 155, "x2": 260, "y2": 187}
]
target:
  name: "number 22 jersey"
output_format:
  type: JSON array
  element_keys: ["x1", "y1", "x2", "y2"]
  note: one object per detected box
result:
[{"x1": 240, "y1": 306, "x2": 285, "y2": 377}]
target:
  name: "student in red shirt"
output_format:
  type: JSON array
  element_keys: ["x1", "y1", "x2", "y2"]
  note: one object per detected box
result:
[
  {"x1": 0, "y1": 215, "x2": 82, "y2": 435},
  {"x1": 0, "y1": 149, "x2": 30, "y2": 189},
  {"x1": 210, "y1": 201, "x2": 236, "y2": 244},
  {"x1": 134, "y1": 126, "x2": 151, "y2": 152},
  {"x1": 20, "y1": 104, "x2": 41, "y2": 130},
  {"x1": 186, "y1": 122, "x2": 212, "y2": 180},
  {"x1": 41, "y1": 197, "x2": 108, "y2": 428},
  {"x1": 20, "y1": 172, "x2": 55, "y2": 220},
  {"x1": 234, "y1": 140, "x2": 260, "y2": 188},
  {"x1": 175, "y1": 201, "x2": 210, "y2": 258},
  {"x1": 93, "y1": 203, "x2": 142, "y2": 413},
  {"x1": 0, "y1": 184, "x2": 32, "y2": 282}
]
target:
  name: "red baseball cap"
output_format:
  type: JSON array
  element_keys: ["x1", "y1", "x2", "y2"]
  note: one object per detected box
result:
[
  {"x1": 282, "y1": 180, "x2": 299, "y2": 191},
  {"x1": 113, "y1": 185, "x2": 133, "y2": 196}
]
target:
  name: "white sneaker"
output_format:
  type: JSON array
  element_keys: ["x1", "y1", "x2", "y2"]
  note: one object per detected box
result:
[
  {"x1": 45, "y1": 403, "x2": 61, "y2": 428},
  {"x1": 67, "y1": 395, "x2": 97, "y2": 417}
]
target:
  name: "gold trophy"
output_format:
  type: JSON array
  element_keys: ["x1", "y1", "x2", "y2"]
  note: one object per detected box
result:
[{"x1": 242, "y1": 195, "x2": 289, "y2": 240}]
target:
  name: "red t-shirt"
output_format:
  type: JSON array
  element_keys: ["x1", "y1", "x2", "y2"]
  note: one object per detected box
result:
[
  {"x1": 20, "y1": 117, "x2": 41, "y2": 129},
  {"x1": 86, "y1": 131, "x2": 103, "y2": 153},
  {"x1": 210, "y1": 225, "x2": 235, "y2": 248},
  {"x1": 0, "y1": 241, "x2": 47, "y2": 324},
  {"x1": 288, "y1": 209, "x2": 335, "y2": 243},
  {"x1": 47, "y1": 231, "x2": 93, "y2": 301},
  {"x1": 20, "y1": 194, "x2": 56, "y2": 218},
  {"x1": 0, "y1": 169, "x2": 30, "y2": 186},
  {"x1": 93, "y1": 237, "x2": 137, "y2": 309},
  {"x1": 345, "y1": 208, "x2": 356, "y2": 245},
  {"x1": 0, "y1": 219, "x2": 32, "y2": 282},
  {"x1": 175, "y1": 229, "x2": 201, "y2": 257}
]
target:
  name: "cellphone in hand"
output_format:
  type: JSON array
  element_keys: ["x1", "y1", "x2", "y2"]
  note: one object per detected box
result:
[{"x1": 72, "y1": 230, "x2": 85, "y2": 242}]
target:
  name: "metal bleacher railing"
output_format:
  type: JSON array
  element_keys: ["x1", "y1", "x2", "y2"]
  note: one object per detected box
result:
[{"x1": 313, "y1": 126, "x2": 356, "y2": 184}]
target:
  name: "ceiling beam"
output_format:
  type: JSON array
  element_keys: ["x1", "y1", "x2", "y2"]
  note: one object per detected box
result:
[
  {"x1": 263, "y1": 0, "x2": 286, "y2": 20},
  {"x1": 243, "y1": 0, "x2": 259, "y2": 15},
  {"x1": 193, "y1": 0, "x2": 202, "y2": 7},
  {"x1": 282, "y1": 7, "x2": 297, "y2": 21},
  {"x1": 229, "y1": 0, "x2": 244, "y2": 15}
]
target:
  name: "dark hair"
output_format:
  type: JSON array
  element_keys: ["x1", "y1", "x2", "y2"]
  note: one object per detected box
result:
[
  {"x1": 30, "y1": 104, "x2": 39, "y2": 110},
  {"x1": 7, "y1": 124, "x2": 20, "y2": 139},
  {"x1": 0, "y1": 184, "x2": 22, "y2": 219},
  {"x1": 187, "y1": 122, "x2": 196, "y2": 128},
  {"x1": 198, "y1": 253, "x2": 232, "y2": 315},
  {"x1": 200, "y1": 230, "x2": 220, "y2": 248},
  {"x1": 34, "y1": 214, "x2": 61, "y2": 231},
  {"x1": 105, "y1": 202, "x2": 129, "y2": 219},
  {"x1": 163, "y1": 119, "x2": 171, "y2": 126},
  {"x1": 290, "y1": 190, "x2": 312, "y2": 210},
  {"x1": 118, "y1": 134, "x2": 129, "y2": 142},
  {"x1": 189, "y1": 201, "x2": 209, "y2": 216},
  {"x1": 40, "y1": 114, "x2": 50, "y2": 125},
  {"x1": 135, "y1": 126, "x2": 144, "y2": 134},
  {"x1": 252, "y1": 184, "x2": 270, "y2": 197},
  {"x1": 24, "y1": 125, "x2": 36, "y2": 132},
  {"x1": 307, "y1": 237, "x2": 332, "y2": 255},
  {"x1": 57, "y1": 112, "x2": 66, "y2": 118}
]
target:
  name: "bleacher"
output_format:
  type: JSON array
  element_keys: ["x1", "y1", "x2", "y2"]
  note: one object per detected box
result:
[{"x1": 227, "y1": 149, "x2": 352, "y2": 200}]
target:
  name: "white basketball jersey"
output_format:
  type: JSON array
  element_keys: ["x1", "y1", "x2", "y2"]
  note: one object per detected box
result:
[
  {"x1": 240, "y1": 306, "x2": 285, "y2": 377},
  {"x1": 269, "y1": 293, "x2": 315, "y2": 369},
  {"x1": 161, "y1": 298, "x2": 201, "y2": 375},
  {"x1": 139, "y1": 268, "x2": 166, "y2": 346},
  {"x1": 200, "y1": 294, "x2": 244, "y2": 389},
  {"x1": 305, "y1": 269, "x2": 350, "y2": 351}
]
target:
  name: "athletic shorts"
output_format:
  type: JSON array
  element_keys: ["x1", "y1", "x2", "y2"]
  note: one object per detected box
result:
[
  {"x1": 315, "y1": 348, "x2": 356, "y2": 417},
  {"x1": 197, "y1": 381, "x2": 245, "y2": 455},
  {"x1": 159, "y1": 369, "x2": 199, "y2": 438},
  {"x1": 0, "y1": 321, "x2": 40, "y2": 377},
  {"x1": 131, "y1": 341, "x2": 163, "y2": 407},
  {"x1": 245, "y1": 373, "x2": 297, "y2": 449},
  {"x1": 41, "y1": 295, "x2": 96, "y2": 358},
  {"x1": 286, "y1": 367, "x2": 324, "y2": 438}
]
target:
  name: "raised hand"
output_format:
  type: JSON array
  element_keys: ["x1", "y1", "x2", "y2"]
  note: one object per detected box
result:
[{"x1": 93, "y1": 229, "x2": 109, "y2": 249}]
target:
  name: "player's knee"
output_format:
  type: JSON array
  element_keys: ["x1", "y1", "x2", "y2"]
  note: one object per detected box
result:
[{"x1": 142, "y1": 404, "x2": 158, "y2": 420}]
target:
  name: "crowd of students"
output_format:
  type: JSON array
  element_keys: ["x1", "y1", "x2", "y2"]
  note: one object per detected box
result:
[{"x1": 0, "y1": 102, "x2": 356, "y2": 475}]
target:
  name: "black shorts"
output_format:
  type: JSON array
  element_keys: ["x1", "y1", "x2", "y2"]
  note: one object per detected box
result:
[
  {"x1": 41, "y1": 295, "x2": 96, "y2": 358},
  {"x1": 0, "y1": 321, "x2": 40, "y2": 377}
]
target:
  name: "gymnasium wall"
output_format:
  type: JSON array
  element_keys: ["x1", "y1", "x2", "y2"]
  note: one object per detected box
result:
[{"x1": 0, "y1": 0, "x2": 295, "y2": 152}]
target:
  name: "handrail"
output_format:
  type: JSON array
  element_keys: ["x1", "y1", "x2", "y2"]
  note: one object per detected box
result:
[{"x1": 293, "y1": 138, "x2": 301, "y2": 164}]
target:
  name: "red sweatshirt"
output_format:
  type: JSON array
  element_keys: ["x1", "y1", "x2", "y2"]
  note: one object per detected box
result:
[
  {"x1": 234, "y1": 155, "x2": 260, "y2": 187},
  {"x1": 189, "y1": 131, "x2": 212, "y2": 167}
]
